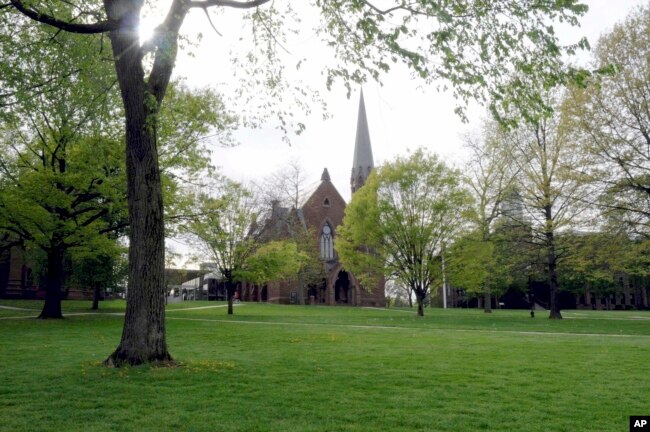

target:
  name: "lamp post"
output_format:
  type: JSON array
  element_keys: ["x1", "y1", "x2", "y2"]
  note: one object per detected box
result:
[{"x1": 442, "y1": 251, "x2": 447, "y2": 309}]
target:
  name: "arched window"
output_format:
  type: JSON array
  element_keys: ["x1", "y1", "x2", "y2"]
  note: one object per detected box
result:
[
  {"x1": 323, "y1": 197, "x2": 330, "y2": 207},
  {"x1": 320, "y1": 224, "x2": 334, "y2": 260}
]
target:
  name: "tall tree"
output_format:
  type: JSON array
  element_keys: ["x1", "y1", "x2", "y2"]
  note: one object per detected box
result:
[
  {"x1": 565, "y1": 5, "x2": 650, "y2": 238},
  {"x1": 68, "y1": 237, "x2": 128, "y2": 310},
  {"x1": 0, "y1": 9, "x2": 126, "y2": 318},
  {"x1": 0, "y1": 13, "x2": 226, "y2": 318},
  {"x1": 184, "y1": 177, "x2": 260, "y2": 315},
  {"x1": 5, "y1": 0, "x2": 589, "y2": 364},
  {"x1": 0, "y1": 133, "x2": 127, "y2": 316},
  {"x1": 461, "y1": 122, "x2": 517, "y2": 312},
  {"x1": 446, "y1": 229, "x2": 515, "y2": 310},
  {"x1": 338, "y1": 149, "x2": 473, "y2": 317},
  {"x1": 504, "y1": 92, "x2": 590, "y2": 319},
  {"x1": 256, "y1": 158, "x2": 309, "y2": 210}
]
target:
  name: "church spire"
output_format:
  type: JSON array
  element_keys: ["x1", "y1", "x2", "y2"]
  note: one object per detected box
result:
[
  {"x1": 351, "y1": 89, "x2": 374, "y2": 194},
  {"x1": 321, "y1": 167, "x2": 331, "y2": 182}
]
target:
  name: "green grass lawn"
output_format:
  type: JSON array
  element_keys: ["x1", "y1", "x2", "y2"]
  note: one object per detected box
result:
[{"x1": 1, "y1": 300, "x2": 649, "y2": 431}]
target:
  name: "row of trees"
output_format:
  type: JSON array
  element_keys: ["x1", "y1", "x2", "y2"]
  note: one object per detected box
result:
[
  {"x1": 338, "y1": 5, "x2": 650, "y2": 319},
  {"x1": 2, "y1": 0, "x2": 593, "y2": 365}
]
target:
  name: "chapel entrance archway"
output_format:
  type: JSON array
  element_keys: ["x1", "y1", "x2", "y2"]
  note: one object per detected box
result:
[{"x1": 335, "y1": 270, "x2": 351, "y2": 304}]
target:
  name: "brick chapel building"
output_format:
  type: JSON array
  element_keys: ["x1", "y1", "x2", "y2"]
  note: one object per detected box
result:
[{"x1": 241, "y1": 91, "x2": 386, "y2": 307}]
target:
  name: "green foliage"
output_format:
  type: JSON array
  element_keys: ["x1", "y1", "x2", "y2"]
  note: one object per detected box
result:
[
  {"x1": 158, "y1": 83, "x2": 239, "y2": 236},
  {"x1": 183, "y1": 177, "x2": 258, "y2": 282},
  {"x1": 0, "y1": 133, "x2": 127, "y2": 252},
  {"x1": 446, "y1": 230, "x2": 512, "y2": 297},
  {"x1": 0, "y1": 12, "x2": 233, "y2": 296},
  {"x1": 0, "y1": 8, "x2": 126, "y2": 304},
  {"x1": 158, "y1": 83, "x2": 237, "y2": 175},
  {"x1": 316, "y1": 0, "x2": 588, "y2": 122},
  {"x1": 338, "y1": 149, "x2": 473, "y2": 313},
  {"x1": 563, "y1": 5, "x2": 650, "y2": 237},
  {"x1": 237, "y1": 240, "x2": 307, "y2": 286},
  {"x1": 0, "y1": 6, "x2": 120, "y2": 132},
  {"x1": 557, "y1": 232, "x2": 623, "y2": 295},
  {"x1": 185, "y1": 178, "x2": 318, "y2": 293},
  {"x1": 558, "y1": 233, "x2": 650, "y2": 296},
  {"x1": 625, "y1": 239, "x2": 650, "y2": 279},
  {"x1": 457, "y1": 121, "x2": 521, "y2": 302},
  {"x1": 68, "y1": 238, "x2": 127, "y2": 294}
]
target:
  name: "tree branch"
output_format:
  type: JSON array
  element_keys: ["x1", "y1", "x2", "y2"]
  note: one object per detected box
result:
[
  {"x1": 188, "y1": 0, "x2": 271, "y2": 9},
  {"x1": 10, "y1": 0, "x2": 117, "y2": 34},
  {"x1": 147, "y1": 0, "x2": 190, "y2": 105}
]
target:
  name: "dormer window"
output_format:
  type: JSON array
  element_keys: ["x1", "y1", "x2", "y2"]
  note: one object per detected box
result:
[
  {"x1": 320, "y1": 224, "x2": 334, "y2": 260},
  {"x1": 323, "y1": 197, "x2": 330, "y2": 207}
]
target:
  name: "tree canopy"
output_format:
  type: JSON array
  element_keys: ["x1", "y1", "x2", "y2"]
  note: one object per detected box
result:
[
  {"x1": 338, "y1": 149, "x2": 473, "y2": 316},
  {"x1": 564, "y1": 5, "x2": 650, "y2": 238}
]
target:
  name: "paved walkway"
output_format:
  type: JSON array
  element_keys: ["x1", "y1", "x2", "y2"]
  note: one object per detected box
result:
[{"x1": 0, "y1": 305, "x2": 39, "y2": 311}]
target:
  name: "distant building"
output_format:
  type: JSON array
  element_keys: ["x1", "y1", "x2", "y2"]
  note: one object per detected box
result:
[
  {"x1": 0, "y1": 245, "x2": 39, "y2": 299},
  {"x1": 240, "y1": 90, "x2": 386, "y2": 306}
]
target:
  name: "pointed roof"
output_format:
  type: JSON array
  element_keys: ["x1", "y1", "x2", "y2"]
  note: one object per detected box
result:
[
  {"x1": 352, "y1": 89, "x2": 374, "y2": 171},
  {"x1": 321, "y1": 167, "x2": 331, "y2": 182}
]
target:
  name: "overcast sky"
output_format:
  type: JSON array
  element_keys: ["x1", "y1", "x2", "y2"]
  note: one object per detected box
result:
[{"x1": 160, "y1": 0, "x2": 647, "y2": 266}]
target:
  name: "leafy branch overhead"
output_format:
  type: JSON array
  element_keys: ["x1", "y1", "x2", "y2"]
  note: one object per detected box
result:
[
  {"x1": 9, "y1": 0, "x2": 589, "y2": 123},
  {"x1": 316, "y1": 0, "x2": 589, "y2": 121}
]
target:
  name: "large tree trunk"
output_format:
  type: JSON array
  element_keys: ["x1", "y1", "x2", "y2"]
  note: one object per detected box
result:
[
  {"x1": 416, "y1": 291, "x2": 425, "y2": 317},
  {"x1": 483, "y1": 287, "x2": 492, "y2": 313},
  {"x1": 545, "y1": 206, "x2": 562, "y2": 319},
  {"x1": 92, "y1": 282, "x2": 101, "y2": 311},
  {"x1": 104, "y1": 3, "x2": 172, "y2": 366},
  {"x1": 227, "y1": 281, "x2": 235, "y2": 315},
  {"x1": 39, "y1": 246, "x2": 64, "y2": 319}
]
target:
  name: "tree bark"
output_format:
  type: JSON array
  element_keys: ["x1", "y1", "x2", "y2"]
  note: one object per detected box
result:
[
  {"x1": 416, "y1": 292, "x2": 425, "y2": 317},
  {"x1": 483, "y1": 287, "x2": 492, "y2": 313},
  {"x1": 543, "y1": 203, "x2": 562, "y2": 319},
  {"x1": 39, "y1": 246, "x2": 64, "y2": 319},
  {"x1": 227, "y1": 281, "x2": 235, "y2": 315},
  {"x1": 546, "y1": 241, "x2": 562, "y2": 318},
  {"x1": 104, "y1": 2, "x2": 172, "y2": 366},
  {"x1": 92, "y1": 282, "x2": 101, "y2": 311}
]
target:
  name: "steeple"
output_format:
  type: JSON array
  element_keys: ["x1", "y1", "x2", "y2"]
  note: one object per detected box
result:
[
  {"x1": 351, "y1": 89, "x2": 374, "y2": 194},
  {"x1": 321, "y1": 167, "x2": 331, "y2": 182}
]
